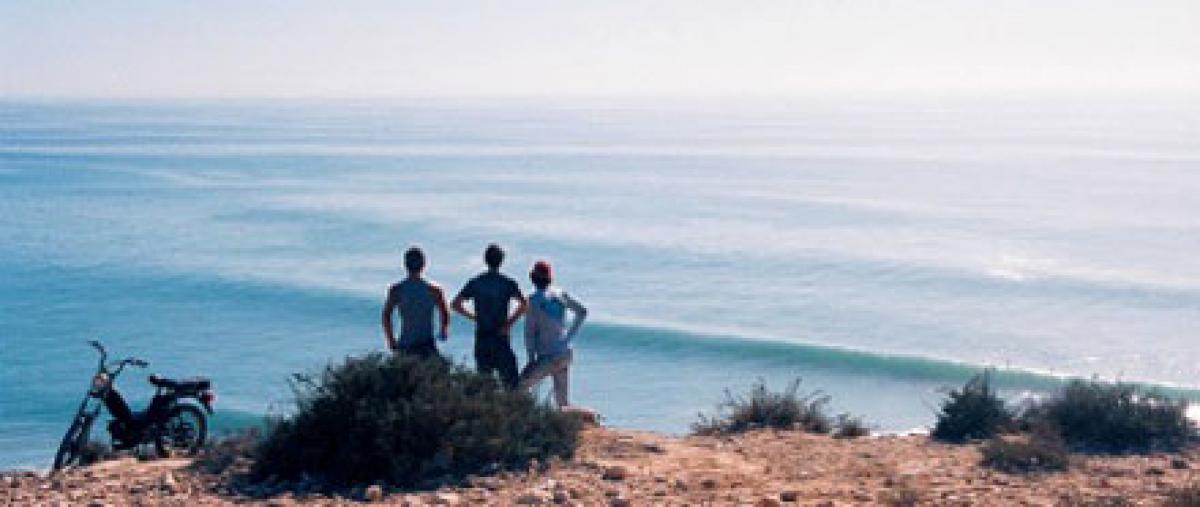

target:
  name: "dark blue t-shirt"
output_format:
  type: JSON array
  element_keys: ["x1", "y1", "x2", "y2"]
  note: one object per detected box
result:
[{"x1": 457, "y1": 271, "x2": 523, "y2": 333}]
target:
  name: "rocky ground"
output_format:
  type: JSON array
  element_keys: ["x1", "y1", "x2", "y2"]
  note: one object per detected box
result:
[{"x1": 4, "y1": 427, "x2": 1199, "y2": 506}]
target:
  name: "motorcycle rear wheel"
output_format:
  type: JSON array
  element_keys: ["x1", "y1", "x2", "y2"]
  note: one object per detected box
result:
[{"x1": 154, "y1": 404, "x2": 207, "y2": 458}]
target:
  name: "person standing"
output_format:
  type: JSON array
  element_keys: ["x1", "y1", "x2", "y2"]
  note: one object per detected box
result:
[
  {"x1": 452, "y1": 244, "x2": 527, "y2": 388},
  {"x1": 382, "y1": 246, "x2": 450, "y2": 359},
  {"x1": 519, "y1": 261, "x2": 587, "y2": 408}
]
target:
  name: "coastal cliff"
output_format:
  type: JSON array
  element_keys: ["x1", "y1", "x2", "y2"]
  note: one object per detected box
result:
[{"x1": 5, "y1": 425, "x2": 1197, "y2": 506}]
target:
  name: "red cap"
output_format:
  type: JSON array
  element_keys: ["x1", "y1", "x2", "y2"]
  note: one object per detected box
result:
[{"x1": 532, "y1": 260, "x2": 552, "y2": 279}]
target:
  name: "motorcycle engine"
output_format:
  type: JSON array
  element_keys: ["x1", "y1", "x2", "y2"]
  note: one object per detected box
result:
[{"x1": 107, "y1": 419, "x2": 135, "y2": 448}]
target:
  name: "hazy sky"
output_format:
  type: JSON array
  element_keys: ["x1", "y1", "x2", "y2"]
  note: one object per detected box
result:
[{"x1": 2, "y1": 0, "x2": 1198, "y2": 98}]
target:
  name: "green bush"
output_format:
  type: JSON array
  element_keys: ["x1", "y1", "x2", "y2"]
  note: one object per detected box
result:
[
  {"x1": 833, "y1": 414, "x2": 872, "y2": 439},
  {"x1": 979, "y1": 435, "x2": 1069, "y2": 473},
  {"x1": 693, "y1": 379, "x2": 831, "y2": 435},
  {"x1": 1022, "y1": 379, "x2": 1194, "y2": 452},
  {"x1": 193, "y1": 428, "x2": 261, "y2": 475},
  {"x1": 932, "y1": 370, "x2": 1012, "y2": 443},
  {"x1": 252, "y1": 353, "x2": 581, "y2": 487}
]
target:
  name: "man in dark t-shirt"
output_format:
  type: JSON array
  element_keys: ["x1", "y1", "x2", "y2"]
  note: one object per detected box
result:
[{"x1": 452, "y1": 244, "x2": 527, "y2": 388}]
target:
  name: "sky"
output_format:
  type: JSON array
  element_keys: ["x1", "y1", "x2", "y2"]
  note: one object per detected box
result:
[{"x1": 1, "y1": 0, "x2": 1198, "y2": 99}]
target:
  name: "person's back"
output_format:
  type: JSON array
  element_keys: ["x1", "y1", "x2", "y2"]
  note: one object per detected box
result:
[
  {"x1": 461, "y1": 271, "x2": 521, "y2": 333},
  {"x1": 382, "y1": 247, "x2": 450, "y2": 360},
  {"x1": 452, "y1": 244, "x2": 527, "y2": 388},
  {"x1": 394, "y1": 276, "x2": 437, "y2": 346}
]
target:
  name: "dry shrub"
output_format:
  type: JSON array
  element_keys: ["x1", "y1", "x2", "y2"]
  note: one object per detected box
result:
[
  {"x1": 980, "y1": 434, "x2": 1069, "y2": 473},
  {"x1": 693, "y1": 378, "x2": 831, "y2": 436}
]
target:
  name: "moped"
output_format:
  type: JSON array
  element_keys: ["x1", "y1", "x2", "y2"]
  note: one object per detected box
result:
[{"x1": 52, "y1": 340, "x2": 216, "y2": 471}]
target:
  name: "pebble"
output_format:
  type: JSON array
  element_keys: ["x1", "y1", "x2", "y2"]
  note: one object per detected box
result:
[
  {"x1": 602, "y1": 466, "x2": 628, "y2": 481},
  {"x1": 433, "y1": 492, "x2": 462, "y2": 504},
  {"x1": 365, "y1": 484, "x2": 384, "y2": 502},
  {"x1": 515, "y1": 491, "x2": 548, "y2": 504},
  {"x1": 158, "y1": 472, "x2": 177, "y2": 495}
]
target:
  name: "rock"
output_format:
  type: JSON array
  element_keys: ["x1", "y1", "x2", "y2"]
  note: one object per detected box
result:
[
  {"x1": 602, "y1": 466, "x2": 629, "y2": 481},
  {"x1": 365, "y1": 484, "x2": 384, "y2": 502},
  {"x1": 158, "y1": 472, "x2": 177, "y2": 494},
  {"x1": 433, "y1": 492, "x2": 462, "y2": 504},
  {"x1": 473, "y1": 477, "x2": 503, "y2": 491},
  {"x1": 1173, "y1": 458, "x2": 1190, "y2": 470},
  {"x1": 561, "y1": 406, "x2": 601, "y2": 426},
  {"x1": 515, "y1": 492, "x2": 548, "y2": 504},
  {"x1": 641, "y1": 443, "x2": 665, "y2": 454},
  {"x1": 780, "y1": 490, "x2": 800, "y2": 502}
]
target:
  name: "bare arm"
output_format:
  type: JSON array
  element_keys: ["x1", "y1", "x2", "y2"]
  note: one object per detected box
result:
[
  {"x1": 562, "y1": 292, "x2": 588, "y2": 342},
  {"x1": 451, "y1": 295, "x2": 476, "y2": 321},
  {"x1": 432, "y1": 285, "x2": 450, "y2": 341},
  {"x1": 381, "y1": 287, "x2": 400, "y2": 351},
  {"x1": 502, "y1": 294, "x2": 527, "y2": 335}
]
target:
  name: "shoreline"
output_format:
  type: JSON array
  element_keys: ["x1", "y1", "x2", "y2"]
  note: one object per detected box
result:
[{"x1": 6, "y1": 425, "x2": 1197, "y2": 506}]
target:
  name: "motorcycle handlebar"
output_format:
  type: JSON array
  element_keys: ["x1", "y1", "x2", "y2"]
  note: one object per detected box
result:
[{"x1": 88, "y1": 340, "x2": 148, "y2": 370}]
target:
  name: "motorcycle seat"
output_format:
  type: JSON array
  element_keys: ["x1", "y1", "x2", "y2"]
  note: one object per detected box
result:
[{"x1": 148, "y1": 375, "x2": 211, "y2": 392}]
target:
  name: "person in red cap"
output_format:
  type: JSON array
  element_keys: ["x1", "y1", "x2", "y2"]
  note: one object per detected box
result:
[{"x1": 518, "y1": 260, "x2": 588, "y2": 408}]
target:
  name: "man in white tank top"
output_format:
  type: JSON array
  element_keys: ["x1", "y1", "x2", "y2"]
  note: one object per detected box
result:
[
  {"x1": 518, "y1": 261, "x2": 587, "y2": 407},
  {"x1": 382, "y1": 247, "x2": 450, "y2": 360}
]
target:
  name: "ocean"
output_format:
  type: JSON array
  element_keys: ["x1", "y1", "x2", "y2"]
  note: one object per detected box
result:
[{"x1": 2, "y1": 97, "x2": 1198, "y2": 469}]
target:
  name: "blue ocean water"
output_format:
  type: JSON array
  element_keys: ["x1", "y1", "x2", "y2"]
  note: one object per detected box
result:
[{"x1": 2, "y1": 98, "x2": 1198, "y2": 469}]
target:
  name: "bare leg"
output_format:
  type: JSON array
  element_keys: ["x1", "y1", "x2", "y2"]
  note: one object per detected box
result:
[{"x1": 551, "y1": 365, "x2": 570, "y2": 408}]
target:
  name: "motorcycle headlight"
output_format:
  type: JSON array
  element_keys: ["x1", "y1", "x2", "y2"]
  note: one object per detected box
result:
[{"x1": 91, "y1": 373, "x2": 110, "y2": 392}]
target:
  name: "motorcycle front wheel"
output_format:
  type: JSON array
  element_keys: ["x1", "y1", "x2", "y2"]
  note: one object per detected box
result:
[
  {"x1": 154, "y1": 404, "x2": 207, "y2": 458},
  {"x1": 52, "y1": 415, "x2": 93, "y2": 471}
]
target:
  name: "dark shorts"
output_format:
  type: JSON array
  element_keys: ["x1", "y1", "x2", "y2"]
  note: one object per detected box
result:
[
  {"x1": 397, "y1": 341, "x2": 442, "y2": 362},
  {"x1": 474, "y1": 330, "x2": 518, "y2": 389}
]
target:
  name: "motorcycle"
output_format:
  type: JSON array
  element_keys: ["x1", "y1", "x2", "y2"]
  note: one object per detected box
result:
[{"x1": 52, "y1": 340, "x2": 216, "y2": 471}]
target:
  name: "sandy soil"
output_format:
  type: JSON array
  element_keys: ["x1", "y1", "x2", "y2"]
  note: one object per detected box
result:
[{"x1": 4, "y1": 427, "x2": 1197, "y2": 506}]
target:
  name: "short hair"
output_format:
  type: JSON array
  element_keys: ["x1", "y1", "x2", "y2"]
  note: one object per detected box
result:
[
  {"x1": 404, "y1": 247, "x2": 425, "y2": 273},
  {"x1": 530, "y1": 261, "x2": 552, "y2": 289},
  {"x1": 484, "y1": 243, "x2": 504, "y2": 269}
]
